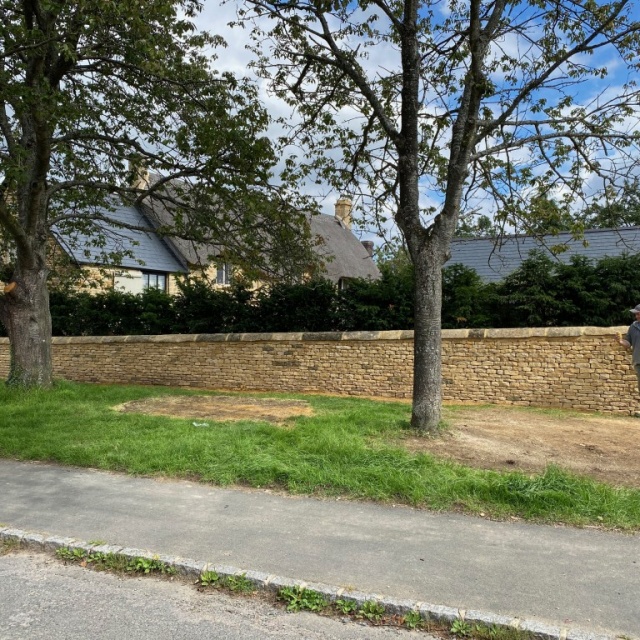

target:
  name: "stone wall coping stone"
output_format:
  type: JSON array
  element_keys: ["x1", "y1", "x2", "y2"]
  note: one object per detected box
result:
[
  {"x1": 582, "y1": 326, "x2": 628, "y2": 336},
  {"x1": 544, "y1": 327, "x2": 583, "y2": 338},
  {"x1": 440, "y1": 329, "x2": 469, "y2": 339},
  {"x1": 147, "y1": 334, "x2": 199, "y2": 343},
  {"x1": 485, "y1": 327, "x2": 549, "y2": 339},
  {"x1": 0, "y1": 326, "x2": 629, "y2": 348}
]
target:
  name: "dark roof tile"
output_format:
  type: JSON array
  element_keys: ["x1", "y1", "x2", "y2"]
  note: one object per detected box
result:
[
  {"x1": 54, "y1": 202, "x2": 188, "y2": 273},
  {"x1": 448, "y1": 227, "x2": 640, "y2": 281}
]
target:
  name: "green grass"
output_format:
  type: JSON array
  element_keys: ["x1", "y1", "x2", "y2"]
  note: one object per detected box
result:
[{"x1": 0, "y1": 381, "x2": 639, "y2": 529}]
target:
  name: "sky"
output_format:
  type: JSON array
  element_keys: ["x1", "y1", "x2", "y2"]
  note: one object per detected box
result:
[
  {"x1": 193, "y1": 0, "x2": 640, "y2": 242},
  {"x1": 195, "y1": 1, "x2": 387, "y2": 240}
]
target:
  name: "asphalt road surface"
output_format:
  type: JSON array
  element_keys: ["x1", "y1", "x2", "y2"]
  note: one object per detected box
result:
[{"x1": 0, "y1": 552, "x2": 434, "y2": 640}]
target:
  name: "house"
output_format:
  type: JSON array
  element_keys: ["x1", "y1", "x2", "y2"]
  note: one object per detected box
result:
[
  {"x1": 53, "y1": 195, "x2": 380, "y2": 293},
  {"x1": 54, "y1": 200, "x2": 189, "y2": 294},
  {"x1": 447, "y1": 226, "x2": 640, "y2": 282}
]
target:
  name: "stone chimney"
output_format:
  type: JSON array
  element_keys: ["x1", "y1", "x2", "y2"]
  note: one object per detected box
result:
[
  {"x1": 335, "y1": 196, "x2": 352, "y2": 229},
  {"x1": 361, "y1": 240, "x2": 374, "y2": 257},
  {"x1": 129, "y1": 160, "x2": 150, "y2": 191}
]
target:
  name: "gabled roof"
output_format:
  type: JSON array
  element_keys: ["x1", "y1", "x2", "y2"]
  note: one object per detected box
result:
[
  {"x1": 54, "y1": 202, "x2": 188, "y2": 274},
  {"x1": 137, "y1": 173, "x2": 380, "y2": 283},
  {"x1": 448, "y1": 227, "x2": 640, "y2": 282},
  {"x1": 140, "y1": 187, "x2": 380, "y2": 282},
  {"x1": 139, "y1": 198, "x2": 221, "y2": 267},
  {"x1": 54, "y1": 200, "x2": 380, "y2": 283}
]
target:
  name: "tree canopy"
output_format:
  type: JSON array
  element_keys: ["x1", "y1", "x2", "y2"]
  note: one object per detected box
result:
[
  {"x1": 456, "y1": 180, "x2": 640, "y2": 237},
  {"x1": 578, "y1": 180, "x2": 640, "y2": 229},
  {"x1": 0, "y1": 0, "x2": 314, "y2": 387}
]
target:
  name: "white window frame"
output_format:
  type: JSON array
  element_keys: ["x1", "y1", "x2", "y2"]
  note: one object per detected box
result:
[{"x1": 216, "y1": 263, "x2": 231, "y2": 285}]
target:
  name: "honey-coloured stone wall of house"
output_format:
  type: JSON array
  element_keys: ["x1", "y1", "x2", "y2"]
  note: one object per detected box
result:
[{"x1": 0, "y1": 326, "x2": 637, "y2": 414}]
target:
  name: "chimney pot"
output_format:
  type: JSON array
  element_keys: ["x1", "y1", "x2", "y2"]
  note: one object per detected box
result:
[{"x1": 361, "y1": 240, "x2": 374, "y2": 257}]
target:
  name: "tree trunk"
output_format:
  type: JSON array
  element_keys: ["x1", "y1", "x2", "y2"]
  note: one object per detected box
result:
[
  {"x1": 410, "y1": 247, "x2": 444, "y2": 431},
  {"x1": 0, "y1": 267, "x2": 53, "y2": 388}
]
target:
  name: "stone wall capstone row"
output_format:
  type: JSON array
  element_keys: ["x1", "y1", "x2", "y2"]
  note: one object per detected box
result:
[{"x1": 0, "y1": 327, "x2": 637, "y2": 414}]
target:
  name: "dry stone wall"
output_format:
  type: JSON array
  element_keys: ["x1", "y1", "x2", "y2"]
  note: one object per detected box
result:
[{"x1": 0, "y1": 327, "x2": 637, "y2": 414}]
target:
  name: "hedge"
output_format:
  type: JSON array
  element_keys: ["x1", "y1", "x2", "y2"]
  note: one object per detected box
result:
[{"x1": 1, "y1": 252, "x2": 639, "y2": 337}]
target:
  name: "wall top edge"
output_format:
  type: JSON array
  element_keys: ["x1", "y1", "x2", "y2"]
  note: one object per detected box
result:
[{"x1": 0, "y1": 326, "x2": 619, "y2": 345}]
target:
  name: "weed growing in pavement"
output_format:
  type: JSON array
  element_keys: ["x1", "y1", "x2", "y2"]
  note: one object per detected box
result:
[
  {"x1": 0, "y1": 539, "x2": 19, "y2": 556},
  {"x1": 56, "y1": 547, "x2": 175, "y2": 576},
  {"x1": 221, "y1": 574, "x2": 255, "y2": 593},
  {"x1": 358, "y1": 600, "x2": 385, "y2": 622},
  {"x1": 470, "y1": 623, "x2": 538, "y2": 640},
  {"x1": 402, "y1": 609, "x2": 423, "y2": 629},
  {"x1": 198, "y1": 571, "x2": 220, "y2": 587},
  {"x1": 56, "y1": 547, "x2": 87, "y2": 561},
  {"x1": 125, "y1": 556, "x2": 176, "y2": 575},
  {"x1": 334, "y1": 598, "x2": 358, "y2": 615},
  {"x1": 86, "y1": 552, "x2": 128, "y2": 572},
  {"x1": 198, "y1": 570, "x2": 255, "y2": 593},
  {"x1": 277, "y1": 586, "x2": 329, "y2": 612},
  {"x1": 450, "y1": 619, "x2": 474, "y2": 637},
  {"x1": 49, "y1": 545, "x2": 543, "y2": 640}
]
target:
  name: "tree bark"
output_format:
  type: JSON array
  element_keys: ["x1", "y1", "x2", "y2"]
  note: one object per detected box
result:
[
  {"x1": 408, "y1": 240, "x2": 445, "y2": 431},
  {"x1": 0, "y1": 267, "x2": 53, "y2": 388},
  {"x1": 393, "y1": 0, "x2": 445, "y2": 431}
]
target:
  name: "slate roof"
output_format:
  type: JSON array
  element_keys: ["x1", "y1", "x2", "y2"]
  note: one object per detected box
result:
[
  {"x1": 54, "y1": 202, "x2": 188, "y2": 274},
  {"x1": 448, "y1": 227, "x2": 640, "y2": 282},
  {"x1": 140, "y1": 198, "x2": 222, "y2": 267}
]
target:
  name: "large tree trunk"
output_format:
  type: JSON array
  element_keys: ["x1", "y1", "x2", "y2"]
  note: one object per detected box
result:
[
  {"x1": 410, "y1": 245, "x2": 444, "y2": 431},
  {"x1": 0, "y1": 266, "x2": 53, "y2": 388}
]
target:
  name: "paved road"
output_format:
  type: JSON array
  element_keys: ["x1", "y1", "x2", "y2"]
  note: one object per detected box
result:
[
  {"x1": 0, "y1": 552, "x2": 420, "y2": 640},
  {"x1": 1, "y1": 459, "x2": 638, "y2": 636}
]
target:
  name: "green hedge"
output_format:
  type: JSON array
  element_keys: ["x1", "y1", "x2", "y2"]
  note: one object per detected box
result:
[{"x1": 1, "y1": 252, "x2": 638, "y2": 337}]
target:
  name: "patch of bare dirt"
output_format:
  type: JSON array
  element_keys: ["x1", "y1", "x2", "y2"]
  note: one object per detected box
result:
[
  {"x1": 115, "y1": 395, "x2": 314, "y2": 425},
  {"x1": 405, "y1": 407, "x2": 640, "y2": 488}
]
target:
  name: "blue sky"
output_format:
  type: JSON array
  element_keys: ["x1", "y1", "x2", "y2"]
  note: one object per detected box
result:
[{"x1": 193, "y1": 0, "x2": 640, "y2": 241}]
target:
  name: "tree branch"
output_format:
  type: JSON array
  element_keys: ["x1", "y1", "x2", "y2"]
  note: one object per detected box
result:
[
  {"x1": 476, "y1": 0, "x2": 634, "y2": 144},
  {"x1": 471, "y1": 130, "x2": 639, "y2": 162}
]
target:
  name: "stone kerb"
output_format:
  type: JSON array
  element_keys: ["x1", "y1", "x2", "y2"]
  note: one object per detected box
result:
[{"x1": 0, "y1": 327, "x2": 636, "y2": 414}]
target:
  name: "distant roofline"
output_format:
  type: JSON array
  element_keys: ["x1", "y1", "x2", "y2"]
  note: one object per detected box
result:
[{"x1": 451, "y1": 225, "x2": 640, "y2": 244}]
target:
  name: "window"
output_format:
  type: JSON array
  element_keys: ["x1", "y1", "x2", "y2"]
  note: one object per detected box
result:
[
  {"x1": 142, "y1": 272, "x2": 167, "y2": 291},
  {"x1": 114, "y1": 271, "x2": 143, "y2": 294},
  {"x1": 216, "y1": 263, "x2": 231, "y2": 285}
]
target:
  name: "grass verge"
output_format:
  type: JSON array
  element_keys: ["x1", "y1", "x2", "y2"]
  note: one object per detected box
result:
[{"x1": 0, "y1": 381, "x2": 639, "y2": 529}]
